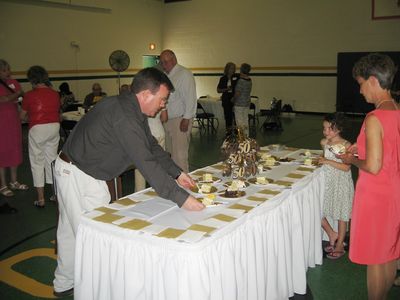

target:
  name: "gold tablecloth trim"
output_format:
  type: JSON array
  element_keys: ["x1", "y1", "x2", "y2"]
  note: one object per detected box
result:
[
  {"x1": 93, "y1": 213, "x2": 124, "y2": 223},
  {"x1": 119, "y1": 219, "x2": 152, "y2": 230},
  {"x1": 95, "y1": 207, "x2": 118, "y2": 214},
  {"x1": 257, "y1": 189, "x2": 281, "y2": 195},
  {"x1": 296, "y1": 166, "x2": 314, "y2": 172},
  {"x1": 212, "y1": 214, "x2": 237, "y2": 222},
  {"x1": 188, "y1": 224, "x2": 216, "y2": 234},
  {"x1": 286, "y1": 173, "x2": 306, "y2": 179},
  {"x1": 229, "y1": 203, "x2": 254, "y2": 212},
  {"x1": 191, "y1": 170, "x2": 209, "y2": 176},
  {"x1": 144, "y1": 190, "x2": 158, "y2": 197},
  {"x1": 156, "y1": 228, "x2": 186, "y2": 239},
  {"x1": 115, "y1": 198, "x2": 139, "y2": 206},
  {"x1": 247, "y1": 196, "x2": 269, "y2": 202},
  {"x1": 274, "y1": 180, "x2": 293, "y2": 187}
]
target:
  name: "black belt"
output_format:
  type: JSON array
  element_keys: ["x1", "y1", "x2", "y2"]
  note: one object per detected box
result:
[{"x1": 59, "y1": 152, "x2": 72, "y2": 164}]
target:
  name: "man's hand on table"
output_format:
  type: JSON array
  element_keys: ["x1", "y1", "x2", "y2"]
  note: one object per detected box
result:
[
  {"x1": 180, "y1": 118, "x2": 190, "y2": 132},
  {"x1": 182, "y1": 195, "x2": 205, "y2": 211},
  {"x1": 176, "y1": 172, "x2": 196, "y2": 188},
  {"x1": 177, "y1": 173, "x2": 205, "y2": 210}
]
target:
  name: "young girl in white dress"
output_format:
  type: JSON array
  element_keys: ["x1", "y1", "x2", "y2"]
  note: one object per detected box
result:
[{"x1": 319, "y1": 113, "x2": 354, "y2": 259}]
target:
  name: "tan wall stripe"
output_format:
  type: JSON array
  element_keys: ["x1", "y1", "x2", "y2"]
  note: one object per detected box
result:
[{"x1": 13, "y1": 66, "x2": 336, "y2": 76}]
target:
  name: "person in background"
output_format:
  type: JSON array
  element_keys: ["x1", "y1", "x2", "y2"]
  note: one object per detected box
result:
[
  {"x1": 83, "y1": 82, "x2": 106, "y2": 110},
  {"x1": 119, "y1": 84, "x2": 131, "y2": 95},
  {"x1": 340, "y1": 53, "x2": 400, "y2": 300},
  {"x1": 217, "y1": 62, "x2": 238, "y2": 134},
  {"x1": 0, "y1": 59, "x2": 28, "y2": 199},
  {"x1": 160, "y1": 49, "x2": 197, "y2": 173},
  {"x1": 52, "y1": 67, "x2": 203, "y2": 298},
  {"x1": 232, "y1": 63, "x2": 252, "y2": 136},
  {"x1": 20, "y1": 66, "x2": 60, "y2": 207},
  {"x1": 318, "y1": 113, "x2": 353, "y2": 259},
  {"x1": 58, "y1": 82, "x2": 76, "y2": 112}
]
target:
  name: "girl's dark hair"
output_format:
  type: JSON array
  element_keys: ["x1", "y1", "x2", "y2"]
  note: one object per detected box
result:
[
  {"x1": 27, "y1": 65, "x2": 51, "y2": 87},
  {"x1": 324, "y1": 112, "x2": 346, "y2": 133}
]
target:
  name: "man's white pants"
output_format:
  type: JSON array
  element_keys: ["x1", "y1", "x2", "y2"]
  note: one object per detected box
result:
[
  {"x1": 163, "y1": 117, "x2": 193, "y2": 173},
  {"x1": 53, "y1": 157, "x2": 110, "y2": 292}
]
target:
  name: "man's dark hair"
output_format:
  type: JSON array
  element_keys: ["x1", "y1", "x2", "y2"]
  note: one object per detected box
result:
[
  {"x1": 27, "y1": 65, "x2": 51, "y2": 86},
  {"x1": 240, "y1": 63, "x2": 251, "y2": 75},
  {"x1": 352, "y1": 53, "x2": 397, "y2": 89},
  {"x1": 131, "y1": 67, "x2": 174, "y2": 94}
]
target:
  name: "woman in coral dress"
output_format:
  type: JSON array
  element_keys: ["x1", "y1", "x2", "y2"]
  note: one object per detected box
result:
[
  {"x1": 340, "y1": 53, "x2": 400, "y2": 300},
  {"x1": 0, "y1": 59, "x2": 28, "y2": 197}
]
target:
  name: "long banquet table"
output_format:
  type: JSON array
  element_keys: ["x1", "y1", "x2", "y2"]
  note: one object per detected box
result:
[{"x1": 74, "y1": 147, "x2": 324, "y2": 300}]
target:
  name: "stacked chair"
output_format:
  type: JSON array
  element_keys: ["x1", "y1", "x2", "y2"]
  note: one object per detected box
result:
[{"x1": 260, "y1": 98, "x2": 283, "y2": 131}]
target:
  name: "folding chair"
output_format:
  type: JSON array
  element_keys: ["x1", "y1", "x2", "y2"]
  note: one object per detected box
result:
[
  {"x1": 248, "y1": 98, "x2": 258, "y2": 128},
  {"x1": 194, "y1": 102, "x2": 218, "y2": 132},
  {"x1": 260, "y1": 99, "x2": 283, "y2": 130}
]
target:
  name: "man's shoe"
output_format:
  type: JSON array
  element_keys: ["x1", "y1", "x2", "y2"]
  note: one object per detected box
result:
[{"x1": 53, "y1": 288, "x2": 74, "y2": 298}]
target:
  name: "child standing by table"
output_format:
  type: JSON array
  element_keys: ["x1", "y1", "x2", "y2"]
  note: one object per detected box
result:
[{"x1": 319, "y1": 113, "x2": 354, "y2": 259}]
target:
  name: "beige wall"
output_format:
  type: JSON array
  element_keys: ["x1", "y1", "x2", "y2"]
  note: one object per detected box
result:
[
  {"x1": 0, "y1": 0, "x2": 163, "y2": 99},
  {"x1": 1, "y1": 0, "x2": 399, "y2": 111},
  {"x1": 162, "y1": 0, "x2": 400, "y2": 111}
]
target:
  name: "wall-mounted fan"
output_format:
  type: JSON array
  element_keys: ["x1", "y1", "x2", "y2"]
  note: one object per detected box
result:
[{"x1": 109, "y1": 50, "x2": 130, "y2": 90}]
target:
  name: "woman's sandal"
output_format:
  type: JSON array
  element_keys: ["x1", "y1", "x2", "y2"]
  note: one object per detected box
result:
[
  {"x1": 324, "y1": 244, "x2": 335, "y2": 253},
  {"x1": 9, "y1": 181, "x2": 29, "y2": 191},
  {"x1": 324, "y1": 241, "x2": 348, "y2": 253},
  {"x1": 34, "y1": 200, "x2": 45, "y2": 208},
  {"x1": 326, "y1": 250, "x2": 346, "y2": 260},
  {"x1": 0, "y1": 186, "x2": 14, "y2": 197}
]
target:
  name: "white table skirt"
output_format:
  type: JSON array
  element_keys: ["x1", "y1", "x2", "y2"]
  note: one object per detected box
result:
[{"x1": 75, "y1": 169, "x2": 324, "y2": 300}]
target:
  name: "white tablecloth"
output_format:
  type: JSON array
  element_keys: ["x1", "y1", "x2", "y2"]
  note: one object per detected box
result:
[
  {"x1": 198, "y1": 96, "x2": 260, "y2": 120},
  {"x1": 75, "y1": 148, "x2": 324, "y2": 300},
  {"x1": 62, "y1": 111, "x2": 84, "y2": 122}
]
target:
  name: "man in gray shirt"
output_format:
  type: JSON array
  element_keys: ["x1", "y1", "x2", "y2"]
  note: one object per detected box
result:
[{"x1": 53, "y1": 68, "x2": 204, "y2": 297}]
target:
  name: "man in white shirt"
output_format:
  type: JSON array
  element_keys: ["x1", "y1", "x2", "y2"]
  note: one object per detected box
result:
[{"x1": 160, "y1": 49, "x2": 197, "y2": 173}]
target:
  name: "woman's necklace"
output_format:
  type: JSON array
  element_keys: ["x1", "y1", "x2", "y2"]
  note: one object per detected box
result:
[{"x1": 375, "y1": 99, "x2": 394, "y2": 109}]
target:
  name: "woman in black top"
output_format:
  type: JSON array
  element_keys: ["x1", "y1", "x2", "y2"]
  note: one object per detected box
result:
[
  {"x1": 217, "y1": 62, "x2": 237, "y2": 133},
  {"x1": 59, "y1": 82, "x2": 76, "y2": 112}
]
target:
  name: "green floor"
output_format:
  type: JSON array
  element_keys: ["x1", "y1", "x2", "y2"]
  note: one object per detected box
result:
[{"x1": 1, "y1": 114, "x2": 399, "y2": 299}]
